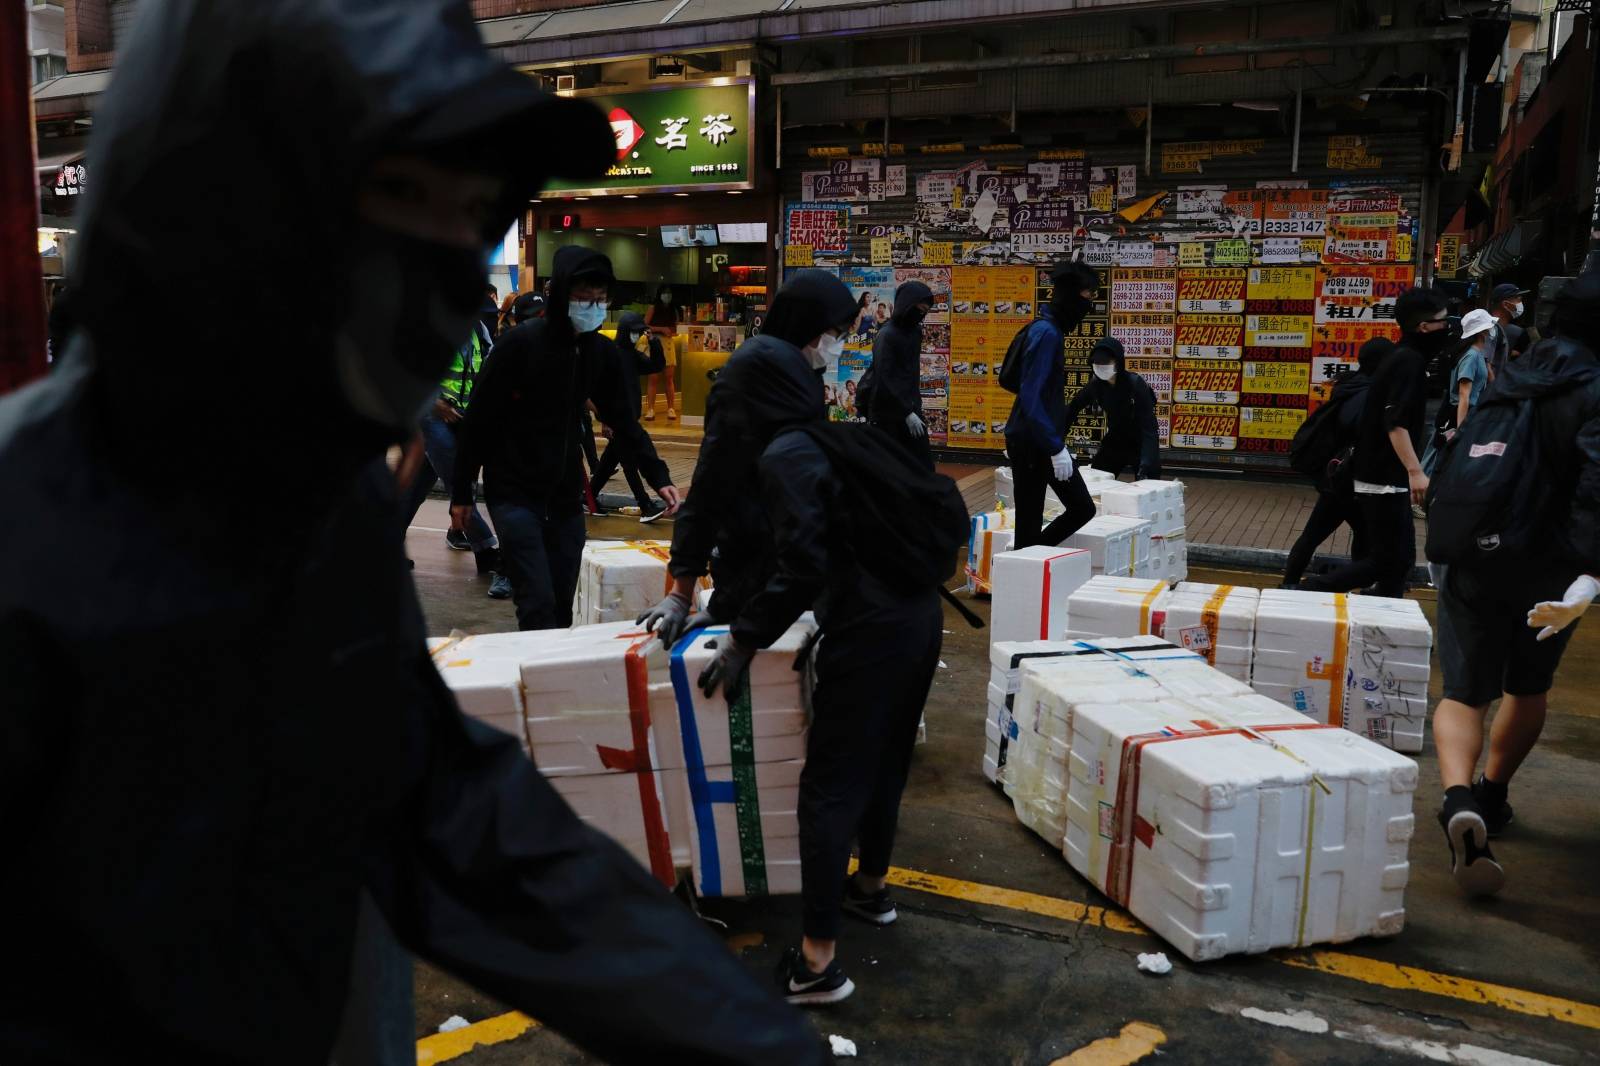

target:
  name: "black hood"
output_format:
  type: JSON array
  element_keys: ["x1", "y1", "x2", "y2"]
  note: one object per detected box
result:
[
  {"x1": 616, "y1": 311, "x2": 648, "y2": 340},
  {"x1": 1356, "y1": 337, "x2": 1394, "y2": 372},
  {"x1": 67, "y1": 0, "x2": 612, "y2": 485},
  {"x1": 1491, "y1": 336, "x2": 1600, "y2": 401},
  {"x1": 763, "y1": 269, "x2": 859, "y2": 348},
  {"x1": 1089, "y1": 336, "x2": 1127, "y2": 374},
  {"x1": 892, "y1": 281, "x2": 934, "y2": 320},
  {"x1": 547, "y1": 246, "x2": 616, "y2": 334},
  {"x1": 721, "y1": 334, "x2": 827, "y2": 448}
]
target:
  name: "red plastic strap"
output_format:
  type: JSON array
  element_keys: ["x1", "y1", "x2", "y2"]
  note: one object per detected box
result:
[{"x1": 616, "y1": 637, "x2": 675, "y2": 886}]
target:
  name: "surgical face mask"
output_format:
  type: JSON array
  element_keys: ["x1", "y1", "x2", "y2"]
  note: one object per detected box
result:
[
  {"x1": 337, "y1": 226, "x2": 488, "y2": 428},
  {"x1": 1092, "y1": 363, "x2": 1116, "y2": 382},
  {"x1": 803, "y1": 331, "x2": 845, "y2": 370},
  {"x1": 569, "y1": 300, "x2": 607, "y2": 333},
  {"x1": 1511, "y1": 301, "x2": 1525, "y2": 319}
]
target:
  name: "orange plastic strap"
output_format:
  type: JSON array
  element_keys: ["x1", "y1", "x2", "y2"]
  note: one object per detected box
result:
[{"x1": 1198, "y1": 585, "x2": 1233, "y2": 667}]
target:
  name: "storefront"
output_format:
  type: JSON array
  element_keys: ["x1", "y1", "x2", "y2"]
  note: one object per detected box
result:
[
  {"x1": 527, "y1": 77, "x2": 774, "y2": 433},
  {"x1": 775, "y1": 118, "x2": 1430, "y2": 471}
]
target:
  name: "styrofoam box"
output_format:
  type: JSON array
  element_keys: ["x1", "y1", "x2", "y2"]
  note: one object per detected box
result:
[
  {"x1": 548, "y1": 767, "x2": 688, "y2": 874},
  {"x1": 1066, "y1": 695, "x2": 1415, "y2": 961},
  {"x1": 1152, "y1": 530, "x2": 1188, "y2": 585},
  {"x1": 1080, "y1": 468, "x2": 1118, "y2": 487},
  {"x1": 1065, "y1": 575, "x2": 1171, "y2": 639},
  {"x1": 996, "y1": 466, "x2": 1067, "y2": 519},
  {"x1": 573, "y1": 540, "x2": 675, "y2": 626},
  {"x1": 1099, "y1": 482, "x2": 1185, "y2": 538},
  {"x1": 967, "y1": 526, "x2": 1015, "y2": 594},
  {"x1": 989, "y1": 546, "x2": 1094, "y2": 646},
  {"x1": 1064, "y1": 516, "x2": 1148, "y2": 577},
  {"x1": 514, "y1": 622, "x2": 660, "y2": 777},
  {"x1": 1158, "y1": 583, "x2": 1262, "y2": 685},
  {"x1": 432, "y1": 651, "x2": 529, "y2": 749},
  {"x1": 685, "y1": 757, "x2": 805, "y2": 898}
]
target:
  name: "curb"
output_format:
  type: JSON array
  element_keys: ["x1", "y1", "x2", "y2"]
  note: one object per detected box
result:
[{"x1": 1189, "y1": 542, "x2": 1431, "y2": 584}]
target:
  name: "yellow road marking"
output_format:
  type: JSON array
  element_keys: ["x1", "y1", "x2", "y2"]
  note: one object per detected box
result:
[
  {"x1": 878, "y1": 863, "x2": 1600, "y2": 1033},
  {"x1": 1048, "y1": 1021, "x2": 1167, "y2": 1065},
  {"x1": 1281, "y1": 952, "x2": 1600, "y2": 1032},
  {"x1": 415, "y1": 1012, "x2": 538, "y2": 1065}
]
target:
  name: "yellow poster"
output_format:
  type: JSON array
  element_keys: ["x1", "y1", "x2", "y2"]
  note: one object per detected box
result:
[
  {"x1": 784, "y1": 244, "x2": 814, "y2": 267},
  {"x1": 1242, "y1": 361, "x2": 1311, "y2": 395},
  {"x1": 1246, "y1": 267, "x2": 1316, "y2": 302},
  {"x1": 1239, "y1": 406, "x2": 1307, "y2": 439}
]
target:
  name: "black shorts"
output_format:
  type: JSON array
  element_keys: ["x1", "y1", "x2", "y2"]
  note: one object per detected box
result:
[{"x1": 1437, "y1": 564, "x2": 1583, "y2": 705}]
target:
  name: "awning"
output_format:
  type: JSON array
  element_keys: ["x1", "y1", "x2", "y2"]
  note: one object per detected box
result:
[
  {"x1": 1466, "y1": 219, "x2": 1543, "y2": 277},
  {"x1": 35, "y1": 137, "x2": 89, "y2": 176},
  {"x1": 32, "y1": 69, "x2": 112, "y2": 119}
]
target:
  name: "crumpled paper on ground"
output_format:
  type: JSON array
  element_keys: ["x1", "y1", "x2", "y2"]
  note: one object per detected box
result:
[
  {"x1": 1136, "y1": 951, "x2": 1172, "y2": 975},
  {"x1": 829, "y1": 1034, "x2": 858, "y2": 1057}
]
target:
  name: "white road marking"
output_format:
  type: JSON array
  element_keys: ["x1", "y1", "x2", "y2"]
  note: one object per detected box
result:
[{"x1": 1239, "y1": 1007, "x2": 1330, "y2": 1034}]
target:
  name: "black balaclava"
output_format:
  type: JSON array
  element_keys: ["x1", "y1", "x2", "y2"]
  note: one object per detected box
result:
[
  {"x1": 1552, "y1": 271, "x2": 1600, "y2": 353},
  {"x1": 891, "y1": 280, "x2": 934, "y2": 326},
  {"x1": 762, "y1": 269, "x2": 859, "y2": 349},
  {"x1": 1048, "y1": 261, "x2": 1099, "y2": 328}
]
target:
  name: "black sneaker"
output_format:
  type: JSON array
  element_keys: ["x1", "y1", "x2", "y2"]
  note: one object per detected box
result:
[
  {"x1": 486, "y1": 572, "x2": 512, "y2": 600},
  {"x1": 1438, "y1": 793, "x2": 1505, "y2": 897},
  {"x1": 1472, "y1": 778, "x2": 1515, "y2": 838},
  {"x1": 775, "y1": 946, "x2": 854, "y2": 1007},
  {"x1": 841, "y1": 876, "x2": 897, "y2": 926},
  {"x1": 445, "y1": 529, "x2": 472, "y2": 552}
]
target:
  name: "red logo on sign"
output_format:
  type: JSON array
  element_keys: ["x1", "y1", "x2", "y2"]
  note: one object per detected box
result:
[{"x1": 609, "y1": 108, "x2": 644, "y2": 159}]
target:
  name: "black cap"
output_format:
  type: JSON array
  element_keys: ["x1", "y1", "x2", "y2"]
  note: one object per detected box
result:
[
  {"x1": 1491, "y1": 282, "x2": 1528, "y2": 303},
  {"x1": 511, "y1": 291, "x2": 545, "y2": 322}
]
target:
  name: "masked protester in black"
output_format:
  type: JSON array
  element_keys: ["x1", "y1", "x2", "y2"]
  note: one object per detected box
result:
[
  {"x1": 1065, "y1": 336, "x2": 1162, "y2": 480},
  {"x1": 0, "y1": 3, "x2": 826, "y2": 1063},
  {"x1": 1005, "y1": 261, "x2": 1102, "y2": 548},
  {"x1": 591, "y1": 310, "x2": 670, "y2": 518},
  {"x1": 453, "y1": 246, "x2": 682, "y2": 629},
  {"x1": 637, "y1": 270, "x2": 855, "y2": 644},
  {"x1": 863, "y1": 280, "x2": 935, "y2": 467}
]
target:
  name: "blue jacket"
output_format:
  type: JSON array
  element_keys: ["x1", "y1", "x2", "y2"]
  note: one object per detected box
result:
[{"x1": 1003, "y1": 306, "x2": 1067, "y2": 456}]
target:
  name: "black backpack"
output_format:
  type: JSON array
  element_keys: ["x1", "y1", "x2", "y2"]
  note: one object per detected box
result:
[
  {"x1": 785, "y1": 422, "x2": 970, "y2": 589},
  {"x1": 1288, "y1": 385, "x2": 1361, "y2": 489},
  {"x1": 997, "y1": 319, "x2": 1045, "y2": 393},
  {"x1": 854, "y1": 364, "x2": 877, "y2": 420},
  {"x1": 1424, "y1": 392, "x2": 1549, "y2": 564}
]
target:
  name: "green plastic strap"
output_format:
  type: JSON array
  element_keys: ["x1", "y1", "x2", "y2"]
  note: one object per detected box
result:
[{"x1": 727, "y1": 672, "x2": 768, "y2": 896}]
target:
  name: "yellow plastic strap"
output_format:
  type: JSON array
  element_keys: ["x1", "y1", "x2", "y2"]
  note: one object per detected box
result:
[{"x1": 1199, "y1": 585, "x2": 1233, "y2": 667}]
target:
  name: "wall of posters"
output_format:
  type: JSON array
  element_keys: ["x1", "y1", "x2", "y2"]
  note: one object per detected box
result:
[{"x1": 948, "y1": 266, "x2": 1034, "y2": 449}]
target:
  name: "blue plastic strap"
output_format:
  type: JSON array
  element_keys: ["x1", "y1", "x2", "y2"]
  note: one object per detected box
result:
[{"x1": 670, "y1": 627, "x2": 730, "y2": 895}]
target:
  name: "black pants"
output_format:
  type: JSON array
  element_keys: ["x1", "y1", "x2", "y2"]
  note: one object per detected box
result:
[
  {"x1": 1090, "y1": 441, "x2": 1155, "y2": 480},
  {"x1": 1008, "y1": 448, "x2": 1096, "y2": 550},
  {"x1": 1283, "y1": 488, "x2": 1367, "y2": 587},
  {"x1": 1301, "y1": 491, "x2": 1413, "y2": 598},
  {"x1": 870, "y1": 414, "x2": 934, "y2": 471},
  {"x1": 799, "y1": 588, "x2": 943, "y2": 941},
  {"x1": 485, "y1": 500, "x2": 587, "y2": 630},
  {"x1": 590, "y1": 439, "x2": 655, "y2": 511}
]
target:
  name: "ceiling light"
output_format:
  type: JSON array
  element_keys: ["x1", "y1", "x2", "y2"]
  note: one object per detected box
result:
[
  {"x1": 726, "y1": 190, "x2": 743, "y2": 195},
  {"x1": 624, "y1": 194, "x2": 639, "y2": 199},
  {"x1": 673, "y1": 192, "x2": 690, "y2": 197}
]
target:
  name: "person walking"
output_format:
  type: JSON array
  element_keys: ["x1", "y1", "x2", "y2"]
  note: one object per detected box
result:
[
  {"x1": 1066, "y1": 336, "x2": 1162, "y2": 479},
  {"x1": 643, "y1": 283, "x2": 679, "y2": 420},
  {"x1": 1427, "y1": 272, "x2": 1600, "y2": 896},
  {"x1": 1002, "y1": 261, "x2": 1102, "y2": 549},
  {"x1": 1486, "y1": 281, "x2": 1530, "y2": 380},
  {"x1": 0, "y1": 1, "x2": 824, "y2": 1062},
  {"x1": 1281, "y1": 337, "x2": 1391, "y2": 587},
  {"x1": 453, "y1": 248, "x2": 680, "y2": 630},
  {"x1": 1422, "y1": 308, "x2": 1496, "y2": 477},
  {"x1": 1302, "y1": 288, "x2": 1451, "y2": 598},
  {"x1": 401, "y1": 315, "x2": 511, "y2": 598},
  {"x1": 591, "y1": 311, "x2": 670, "y2": 519},
  {"x1": 863, "y1": 279, "x2": 934, "y2": 466}
]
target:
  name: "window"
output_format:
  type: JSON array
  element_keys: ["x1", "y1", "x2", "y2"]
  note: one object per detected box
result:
[{"x1": 32, "y1": 52, "x2": 67, "y2": 84}]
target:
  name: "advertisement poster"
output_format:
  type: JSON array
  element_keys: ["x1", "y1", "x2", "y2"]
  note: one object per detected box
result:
[
  {"x1": 1309, "y1": 320, "x2": 1398, "y2": 409},
  {"x1": 898, "y1": 266, "x2": 954, "y2": 443},
  {"x1": 949, "y1": 266, "x2": 1032, "y2": 449},
  {"x1": 1238, "y1": 405, "x2": 1307, "y2": 454},
  {"x1": 834, "y1": 266, "x2": 896, "y2": 421},
  {"x1": 1170, "y1": 403, "x2": 1239, "y2": 451},
  {"x1": 786, "y1": 202, "x2": 851, "y2": 253},
  {"x1": 1260, "y1": 189, "x2": 1328, "y2": 236},
  {"x1": 1173, "y1": 359, "x2": 1242, "y2": 404},
  {"x1": 1314, "y1": 265, "x2": 1415, "y2": 325}
]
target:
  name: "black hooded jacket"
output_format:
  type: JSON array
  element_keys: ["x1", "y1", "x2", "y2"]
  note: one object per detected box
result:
[
  {"x1": 0, "y1": 3, "x2": 824, "y2": 1063},
  {"x1": 1062, "y1": 338, "x2": 1161, "y2": 471},
  {"x1": 453, "y1": 246, "x2": 670, "y2": 512},
  {"x1": 614, "y1": 310, "x2": 668, "y2": 413},
  {"x1": 866, "y1": 280, "x2": 932, "y2": 426},
  {"x1": 670, "y1": 270, "x2": 853, "y2": 587}
]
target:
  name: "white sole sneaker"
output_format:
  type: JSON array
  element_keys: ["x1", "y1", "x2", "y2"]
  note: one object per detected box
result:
[
  {"x1": 1446, "y1": 810, "x2": 1506, "y2": 897},
  {"x1": 785, "y1": 975, "x2": 856, "y2": 1006}
]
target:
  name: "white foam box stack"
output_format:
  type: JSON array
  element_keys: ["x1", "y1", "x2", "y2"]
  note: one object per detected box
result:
[
  {"x1": 1250, "y1": 591, "x2": 1431, "y2": 754},
  {"x1": 1152, "y1": 529, "x2": 1188, "y2": 585},
  {"x1": 1002, "y1": 640, "x2": 1207, "y2": 847},
  {"x1": 648, "y1": 625, "x2": 814, "y2": 897},
  {"x1": 1099, "y1": 480, "x2": 1183, "y2": 537},
  {"x1": 429, "y1": 635, "x2": 533, "y2": 751},
  {"x1": 572, "y1": 540, "x2": 673, "y2": 625},
  {"x1": 988, "y1": 546, "x2": 1093, "y2": 646},
  {"x1": 1062, "y1": 679, "x2": 1417, "y2": 961},
  {"x1": 966, "y1": 509, "x2": 1015, "y2": 594},
  {"x1": 1064, "y1": 575, "x2": 1171, "y2": 639},
  {"x1": 984, "y1": 637, "x2": 1184, "y2": 785},
  {"x1": 1064, "y1": 515, "x2": 1149, "y2": 578},
  {"x1": 1157, "y1": 583, "x2": 1261, "y2": 685}
]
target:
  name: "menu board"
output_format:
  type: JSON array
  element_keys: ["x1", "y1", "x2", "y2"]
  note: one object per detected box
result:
[{"x1": 948, "y1": 266, "x2": 1033, "y2": 449}]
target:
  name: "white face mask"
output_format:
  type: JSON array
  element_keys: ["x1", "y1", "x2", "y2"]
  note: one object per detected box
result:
[
  {"x1": 803, "y1": 332, "x2": 844, "y2": 370},
  {"x1": 659, "y1": 292, "x2": 672, "y2": 305},
  {"x1": 1511, "y1": 301, "x2": 1524, "y2": 318},
  {"x1": 1092, "y1": 363, "x2": 1116, "y2": 382}
]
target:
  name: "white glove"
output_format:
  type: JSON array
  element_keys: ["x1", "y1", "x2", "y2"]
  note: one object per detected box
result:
[
  {"x1": 906, "y1": 412, "x2": 927, "y2": 439},
  {"x1": 1050, "y1": 447, "x2": 1075, "y2": 481},
  {"x1": 1529, "y1": 575, "x2": 1600, "y2": 641}
]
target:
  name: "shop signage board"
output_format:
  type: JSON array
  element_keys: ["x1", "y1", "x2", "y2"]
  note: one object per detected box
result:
[
  {"x1": 541, "y1": 80, "x2": 755, "y2": 196},
  {"x1": 786, "y1": 203, "x2": 851, "y2": 253}
]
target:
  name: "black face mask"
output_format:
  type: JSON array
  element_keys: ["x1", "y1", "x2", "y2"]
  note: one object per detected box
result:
[
  {"x1": 1051, "y1": 291, "x2": 1092, "y2": 325},
  {"x1": 337, "y1": 225, "x2": 489, "y2": 427},
  {"x1": 897, "y1": 307, "x2": 928, "y2": 326},
  {"x1": 1408, "y1": 328, "x2": 1452, "y2": 356}
]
